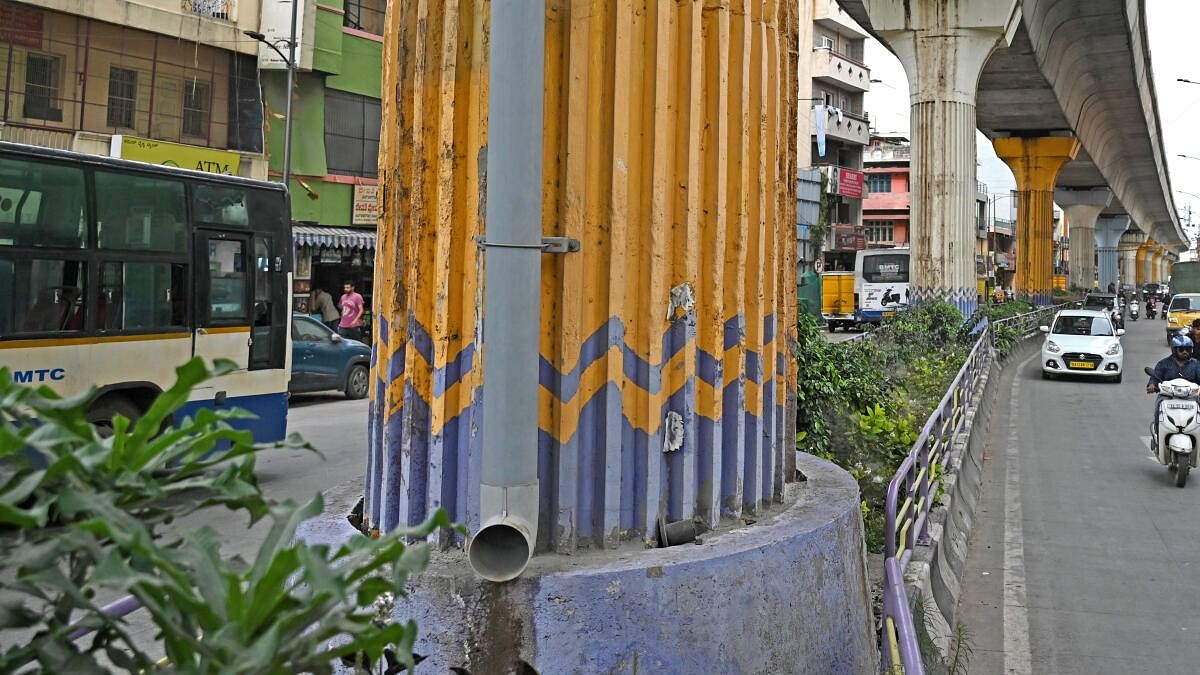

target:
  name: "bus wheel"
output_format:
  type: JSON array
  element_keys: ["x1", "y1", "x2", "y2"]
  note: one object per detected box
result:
[
  {"x1": 345, "y1": 364, "x2": 370, "y2": 400},
  {"x1": 87, "y1": 394, "x2": 141, "y2": 438}
]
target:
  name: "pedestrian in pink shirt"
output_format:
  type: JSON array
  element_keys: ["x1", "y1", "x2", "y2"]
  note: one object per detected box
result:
[{"x1": 338, "y1": 281, "x2": 365, "y2": 341}]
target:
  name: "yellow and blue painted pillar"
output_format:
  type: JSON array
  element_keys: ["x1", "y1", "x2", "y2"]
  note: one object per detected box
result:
[
  {"x1": 367, "y1": 0, "x2": 800, "y2": 551},
  {"x1": 994, "y1": 136, "x2": 1080, "y2": 305},
  {"x1": 1136, "y1": 239, "x2": 1155, "y2": 286}
]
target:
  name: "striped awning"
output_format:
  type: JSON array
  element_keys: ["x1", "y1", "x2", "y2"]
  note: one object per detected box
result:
[{"x1": 293, "y1": 225, "x2": 376, "y2": 250}]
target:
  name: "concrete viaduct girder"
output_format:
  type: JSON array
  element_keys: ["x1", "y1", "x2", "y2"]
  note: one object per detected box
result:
[{"x1": 837, "y1": 0, "x2": 1187, "y2": 251}]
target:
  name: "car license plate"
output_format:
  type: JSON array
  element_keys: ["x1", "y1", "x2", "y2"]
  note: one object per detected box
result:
[
  {"x1": 1069, "y1": 360, "x2": 1096, "y2": 370},
  {"x1": 883, "y1": 311, "x2": 895, "y2": 318}
]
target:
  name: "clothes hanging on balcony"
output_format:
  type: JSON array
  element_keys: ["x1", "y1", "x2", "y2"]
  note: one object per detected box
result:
[{"x1": 815, "y1": 104, "x2": 827, "y2": 157}]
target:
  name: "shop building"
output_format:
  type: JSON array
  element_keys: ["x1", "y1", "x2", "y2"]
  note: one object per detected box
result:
[
  {"x1": 255, "y1": 0, "x2": 384, "y2": 325},
  {"x1": 0, "y1": 0, "x2": 266, "y2": 176}
]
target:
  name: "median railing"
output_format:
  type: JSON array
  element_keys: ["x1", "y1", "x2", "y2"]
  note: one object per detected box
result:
[{"x1": 880, "y1": 302, "x2": 1068, "y2": 673}]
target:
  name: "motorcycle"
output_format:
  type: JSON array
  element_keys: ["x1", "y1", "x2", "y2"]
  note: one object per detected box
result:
[
  {"x1": 1144, "y1": 367, "x2": 1200, "y2": 487},
  {"x1": 1147, "y1": 299, "x2": 1158, "y2": 319},
  {"x1": 1130, "y1": 300, "x2": 1140, "y2": 321}
]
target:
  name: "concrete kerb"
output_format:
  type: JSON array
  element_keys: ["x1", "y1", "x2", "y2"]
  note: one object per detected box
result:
[
  {"x1": 900, "y1": 332, "x2": 1038, "y2": 661},
  {"x1": 303, "y1": 453, "x2": 879, "y2": 675}
]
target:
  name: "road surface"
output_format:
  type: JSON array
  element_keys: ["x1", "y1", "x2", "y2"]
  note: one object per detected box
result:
[
  {"x1": 956, "y1": 313, "x2": 1200, "y2": 674},
  {"x1": 174, "y1": 392, "x2": 370, "y2": 560}
]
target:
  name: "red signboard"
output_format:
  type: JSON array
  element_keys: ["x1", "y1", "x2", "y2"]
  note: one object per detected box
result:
[
  {"x1": 833, "y1": 224, "x2": 865, "y2": 251},
  {"x1": 0, "y1": 1, "x2": 43, "y2": 48},
  {"x1": 837, "y1": 168, "x2": 865, "y2": 199}
]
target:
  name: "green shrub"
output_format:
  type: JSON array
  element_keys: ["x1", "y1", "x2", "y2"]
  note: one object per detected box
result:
[{"x1": 0, "y1": 358, "x2": 456, "y2": 674}]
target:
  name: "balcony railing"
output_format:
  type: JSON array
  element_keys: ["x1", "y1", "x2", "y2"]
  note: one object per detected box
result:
[{"x1": 183, "y1": 0, "x2": 234, "y2": 20}]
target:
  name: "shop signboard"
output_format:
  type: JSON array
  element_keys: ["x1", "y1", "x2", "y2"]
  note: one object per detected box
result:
[
  {"x1": 833, "y1": 224, "x2": 865, "y2": 251},
  {"x1": 837, "y1": 168, "x2": 864, "y2": 199},
  {"x1": 0, "y1": 1, "x2": 43, "y2": 48},
  {"x1": 110, "y1": 135, "x2": 240, "y2": 175},
  {"x1": 258, "y1": 0, "x2": 306, "y2": 70},
  {"x1": 352, "y1": 185, "x2": 379, "y2": 225}
]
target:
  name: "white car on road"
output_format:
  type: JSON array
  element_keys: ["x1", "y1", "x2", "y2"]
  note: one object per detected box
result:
[{"x1": 1039, "y1": 309, "x2": 1125, "y2": 383}]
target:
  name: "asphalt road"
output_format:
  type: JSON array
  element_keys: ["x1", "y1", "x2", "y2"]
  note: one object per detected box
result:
[
  {"x1": 956, "y1": 313, "x2": 1200, "y2": 674},
  {"x1": 172, "y1": 392, "x2": 370, "y2": 561}
]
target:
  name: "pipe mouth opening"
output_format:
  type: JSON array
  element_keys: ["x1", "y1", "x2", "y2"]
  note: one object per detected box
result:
[{"x1": 469, "y1": 522, "x2": 532, "y2": 582}]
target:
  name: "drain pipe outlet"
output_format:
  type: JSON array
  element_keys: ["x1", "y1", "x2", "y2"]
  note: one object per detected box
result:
[{"x1": 467, "y1": 0, "x2": 544, "y2": 583}]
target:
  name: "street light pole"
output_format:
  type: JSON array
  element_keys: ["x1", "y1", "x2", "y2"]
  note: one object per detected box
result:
[
  {"x1": 244, "y1": 0, "x2": 299, "y2": 187},
  {"x1": 282, "y1": 0, "x2": 298, "y2": 188}
]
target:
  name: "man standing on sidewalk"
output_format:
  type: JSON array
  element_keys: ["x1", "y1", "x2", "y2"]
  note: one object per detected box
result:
[
  {"x1": 338, "y1": 281, "x2": 365, "y2": 341},
  {"x1": 311, "y1": 286, "x2": 340, "y2": 331}
]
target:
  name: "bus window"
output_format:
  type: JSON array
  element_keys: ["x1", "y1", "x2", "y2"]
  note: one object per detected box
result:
[
  {"x1": 0, "y1": 258, "x2": 86, "y2": 335},
  {"x1": 862, "y1": 253, "x2": 910, "y2": 283},
  {"x1": 193, "y1": 184, "x2": 250, "y2": 227},
  {"x1": 207, "y1": 239, "x2": 248, "y2": 321},
  {"x1": 193, "y1": 185, "x2": 285, "y2": 230},
  {"x1": 0, "y1": 156, "x2": 86, "y2": 249},
  {"x1": 99, "y1": 262, "x2": 187, "y2": 332},
  {"x1": 95, "y1": 172, "x2": 187, "y2": 253}
]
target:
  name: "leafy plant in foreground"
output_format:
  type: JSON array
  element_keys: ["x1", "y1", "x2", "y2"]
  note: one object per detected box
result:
[{"x1": 0, "y1": 358, "x2": 456, "y2": 674}]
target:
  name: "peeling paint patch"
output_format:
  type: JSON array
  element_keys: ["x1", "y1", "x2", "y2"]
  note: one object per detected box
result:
[{"x1": 666, "y1": 283, "x2": 695, "y2": 320}]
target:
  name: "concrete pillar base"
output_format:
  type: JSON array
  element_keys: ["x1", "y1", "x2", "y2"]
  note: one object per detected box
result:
[{"x1": 302, "y1": 454, "x2": 879, "y2": 675}]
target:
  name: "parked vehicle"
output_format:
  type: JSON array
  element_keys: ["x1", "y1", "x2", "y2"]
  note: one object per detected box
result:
[
  {"x1": 1144, "y1": 367, "x2": 1200, "y2": 487},
  {"x1": 821, "y1": 271, "x2": 857, "y2": 332},
  {"x1": 289, "y1": 315, "x2": 371, "y2": 399},
  {"x1": 1039, "y1": 310, "x2": 1124, "y2": 382}
]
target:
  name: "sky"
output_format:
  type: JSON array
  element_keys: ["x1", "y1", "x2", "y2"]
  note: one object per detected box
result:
[{"x1": 860, "y1": 0, "x2": 1200, "y2": 238}]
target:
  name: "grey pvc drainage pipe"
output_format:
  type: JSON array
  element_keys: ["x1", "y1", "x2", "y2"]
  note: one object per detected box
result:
[{"x1": 467, "y1": 0, "x2": 544, "y2": 583}]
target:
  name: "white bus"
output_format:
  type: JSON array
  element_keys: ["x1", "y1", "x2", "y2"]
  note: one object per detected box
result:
[
  {"x1": 855, "y1": 247, "x2": 910, "y2": 323},
  {"x1": 0, "y1": 142, "x2": 292, "y2": 439}
]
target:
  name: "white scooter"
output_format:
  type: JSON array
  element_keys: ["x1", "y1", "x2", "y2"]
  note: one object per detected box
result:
[
  {"x1": 1130, "y1": 300, "x2": 1140, "y2": 321},
  {"x1": 1145, "y1": 368, "x2": 1200, "y2": 487}
]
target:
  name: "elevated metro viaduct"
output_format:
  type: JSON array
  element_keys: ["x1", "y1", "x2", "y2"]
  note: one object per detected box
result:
[{"x1": 836, "y1": 0, "x2": 1187, "y2": 307}]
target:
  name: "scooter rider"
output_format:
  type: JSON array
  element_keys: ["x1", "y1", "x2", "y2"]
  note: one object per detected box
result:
[
  {"x1": 1147, "y1": 335, "x2": 1200, "y2": 395},
  {"x1": 1148, "y1": 336, "x2": 1200, "y2": 450}
]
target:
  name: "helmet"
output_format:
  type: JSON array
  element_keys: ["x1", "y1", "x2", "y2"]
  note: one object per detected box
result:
[{"x1": 1172, "y1": 334, "x2": 1194, "y2": 353}]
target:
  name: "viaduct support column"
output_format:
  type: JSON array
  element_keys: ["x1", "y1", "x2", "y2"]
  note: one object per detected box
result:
[
  {"x1": 1136, "y1": 238, "x2": 1155, "y2": 286},
  {"x1": 1153, "y1": 246, "x2": 1166, "y2": 283},
  {"x1": 1119, "y1": 232, "x2": 1143, "y2": 288},
  {"x1": 1096, "y1": 216, "x2": 1130, "y2": 293},
  {"x1": 1056, "y1": 188, "x2": 1111, "y2": 292},
  {"x1": 869, "y1": 0, "x2": 1019, "y2": 316},
  {"x1": 995, "y1": 136, "x2": 1080, "y2": 305}
]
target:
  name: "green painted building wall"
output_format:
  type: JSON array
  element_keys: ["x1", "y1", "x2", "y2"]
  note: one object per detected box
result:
[{"x1": 263, "y1": 3, "x2": 381, "y2": 229}]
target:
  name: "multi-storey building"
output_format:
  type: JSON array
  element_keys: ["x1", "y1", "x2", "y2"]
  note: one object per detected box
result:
[
  {"x1": 862, "y1": 134, "x2": 910, "y2": 248},
  {"x1": 0, "y1": 0, "x2": 385, "y2": 319},
  {"x1": 811, "y1": 0, "x2": 870, "y2": 265}
]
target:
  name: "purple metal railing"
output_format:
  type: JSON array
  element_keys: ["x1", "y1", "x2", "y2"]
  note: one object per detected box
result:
[{"x1": 879, "y1": 303, "x2": 1068, "y2": 673}]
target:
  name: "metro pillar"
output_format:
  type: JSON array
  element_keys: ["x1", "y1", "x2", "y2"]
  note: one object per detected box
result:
[
  {"x1": 1136, "y1": 239, "x2": 1154, "y2": 286},
  {"x1": 994, "y1": 136, "x2": 1080, "y2": 305},
  {"x1": 1056, "y1": 188, "x2": 1111, "y2": 291},
  {"x1": 1119, "y1": 232, "x2": 1143, "y2": 288},
  {"x1": 1095, "y1": 216, "x2": 1129, "y2": 293},
  {"x1": 865, "y1": 0, "x2": 1019, "y2": 316}
]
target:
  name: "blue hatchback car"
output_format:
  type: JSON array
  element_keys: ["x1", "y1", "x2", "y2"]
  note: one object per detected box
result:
[{"x1": 289, "y1": 315, "x2": 371, "y2": 399}]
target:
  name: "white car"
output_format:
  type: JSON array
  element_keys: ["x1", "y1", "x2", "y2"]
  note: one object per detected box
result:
[{"x1": 1039, "y1": 309, "x2": 1125, "y2": 382}]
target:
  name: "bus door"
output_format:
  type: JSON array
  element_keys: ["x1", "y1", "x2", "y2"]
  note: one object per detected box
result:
[
  {"x1": 249, "y1": 234, "x2": 288, "y2": 370},
  {"x1": 193, "y1": 230, "x2": 253, "y2": 371}
]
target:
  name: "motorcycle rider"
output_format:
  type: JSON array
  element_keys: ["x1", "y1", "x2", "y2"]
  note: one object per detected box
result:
[{"x1": 1148, "y1": 335, "x2": 1200, "y2": 454}]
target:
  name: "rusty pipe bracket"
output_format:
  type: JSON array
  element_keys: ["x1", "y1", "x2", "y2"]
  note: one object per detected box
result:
[{"x1": 474, "y1": 236, "x2": 580, "y2": 254}]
